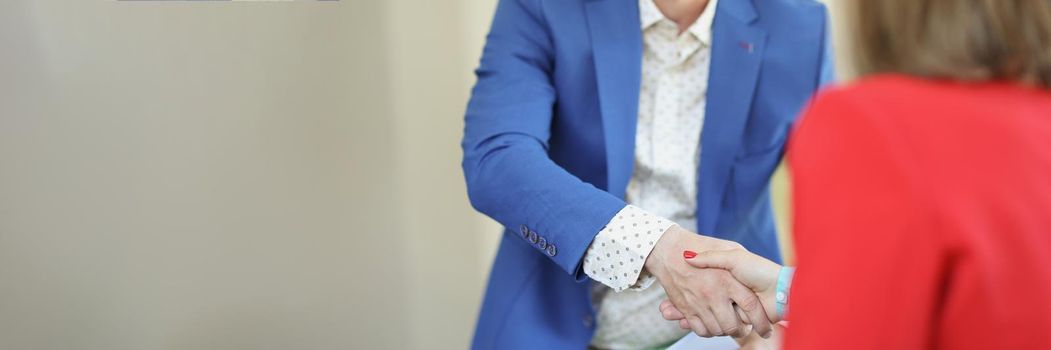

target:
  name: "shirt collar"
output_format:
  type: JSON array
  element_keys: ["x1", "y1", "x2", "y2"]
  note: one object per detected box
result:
[
  {"x1": 639, "y1": 0, "x2": 719, "y2": 45},
  {"x1": 638, "y1": 0, "x2": 664, "y2": 30}
]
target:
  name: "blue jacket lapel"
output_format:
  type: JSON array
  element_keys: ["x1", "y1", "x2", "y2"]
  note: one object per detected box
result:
[
  {"x1": 585, "y1": 0, "x2": 642, "y2": 200},
  {"x1": 697, "y1": 0, "x2": 766, "y2": 234}
]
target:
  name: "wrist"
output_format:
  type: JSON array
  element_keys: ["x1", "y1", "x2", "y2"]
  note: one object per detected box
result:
[
  {"x1": 759, "y1": 286, "x2": 780, "y2": 323},
  {"x1": 759, "y1": 266, "x2": 793, "y2": 322},
  {"x1": 773, "y1": 266, "x2": 795, "y2": 321},
  {"x1": 644, "y1": 225, "x2": 684, "y2": 278}
]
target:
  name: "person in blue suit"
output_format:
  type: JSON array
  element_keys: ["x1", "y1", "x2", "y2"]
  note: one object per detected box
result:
[{"x1": 461, "y1": 0, "x2": 834, "y2": 348}]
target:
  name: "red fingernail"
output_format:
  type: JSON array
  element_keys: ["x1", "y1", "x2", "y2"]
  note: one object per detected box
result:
[{"x1": 683, "y1": 250, "x2": 697, "y2": 259}]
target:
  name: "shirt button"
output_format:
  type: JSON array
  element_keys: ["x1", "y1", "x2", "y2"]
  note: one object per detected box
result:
[
  {"x1": 537, "y1": 236, "x2": 548, "y2": 250},
  {"x1": 546, "y1": 244, "x2": 557, "y2": 257},
  {"x1": 527, "y1": 230, "x2": 539, "y2": 244}
]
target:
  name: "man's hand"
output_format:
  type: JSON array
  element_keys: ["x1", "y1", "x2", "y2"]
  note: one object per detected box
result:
[{"x1": 645, "y1": 226, "x2": 773, "y2": 338}]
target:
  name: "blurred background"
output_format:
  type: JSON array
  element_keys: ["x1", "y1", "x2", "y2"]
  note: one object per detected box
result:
[{"x1": 0, "y1": 0, "x2": 851, "y2": 349}]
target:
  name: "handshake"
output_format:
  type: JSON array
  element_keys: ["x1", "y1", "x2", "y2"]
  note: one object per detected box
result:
[{"x1": 645, "y1": 225, "x2": 784, "y2": 340}]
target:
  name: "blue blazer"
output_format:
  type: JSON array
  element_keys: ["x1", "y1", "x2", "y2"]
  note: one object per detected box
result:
[{"x1": 462, "y1": 0, "x2": 833, "y2": 348}]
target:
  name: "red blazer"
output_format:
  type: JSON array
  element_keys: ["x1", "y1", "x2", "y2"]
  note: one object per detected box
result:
[{"x1": 785, "y1": 75, "x2": 1051, "y2": 349}]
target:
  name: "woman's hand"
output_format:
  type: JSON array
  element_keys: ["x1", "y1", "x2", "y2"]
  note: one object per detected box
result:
[
  {"x1": 645, "y1": 226, "x2": 773, "y2": 338},
  {"x1": 659, "y1": 249, "x2": 783, "y2": 325},
  {"x1": 737, "y1": 323, "x2": 786, "y2": 350}
]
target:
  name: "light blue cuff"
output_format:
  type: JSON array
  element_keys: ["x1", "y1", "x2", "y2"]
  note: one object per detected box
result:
[{"x1": 775, "y1": 266, "x2": 795, "y2": 320}]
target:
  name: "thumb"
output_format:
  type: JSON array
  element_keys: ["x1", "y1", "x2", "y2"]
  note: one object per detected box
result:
[{"x1": 683, "y1": 249, "x2": 742, "y2": 271}]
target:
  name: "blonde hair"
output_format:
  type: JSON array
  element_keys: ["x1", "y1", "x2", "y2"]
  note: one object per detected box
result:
[{"x1": 851, "y1": 0, "x2": 1051, "y2": 89}]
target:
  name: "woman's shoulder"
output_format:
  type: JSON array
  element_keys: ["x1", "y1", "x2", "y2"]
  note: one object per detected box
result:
[
  {"x1": 813, "y1": 73, "x2": 1051, "y2": 113},
  {"x1": 797, "y1": 73, "x2": 1051, "y2": 173},
  {"x1": 805, "y1": 74, "x2": 1050, "y2": 138},
  {"x1": 797, "y1": 75, "x2": 921, "y2": 131},
  {"x1": 790, "y1": 75, "x2": 962, "y2": 170},
  {"x1": 811, "y1": 74, "x2": 948, "y2": 110}
]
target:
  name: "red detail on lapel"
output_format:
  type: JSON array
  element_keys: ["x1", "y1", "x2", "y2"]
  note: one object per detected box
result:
[{"x1": 739, "y1": 41, "x2": 754, "y2": 53}]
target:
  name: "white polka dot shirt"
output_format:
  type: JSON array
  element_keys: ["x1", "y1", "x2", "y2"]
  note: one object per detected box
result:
[{"x1": 585, "y1": 0, "x2": 717, "y2": 348}]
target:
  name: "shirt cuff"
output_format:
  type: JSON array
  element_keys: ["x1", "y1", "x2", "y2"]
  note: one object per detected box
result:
[{"x1": 583, "y1": 205, "x2": 675, "y2": 292}]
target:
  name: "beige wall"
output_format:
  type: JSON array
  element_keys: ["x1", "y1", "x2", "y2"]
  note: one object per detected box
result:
[
  {"x1": 0, "y1": 0, "x2": 848, "y2": 349},
  {"x1": 0, "y1": 0, "x2": 496, "y2": 349}
]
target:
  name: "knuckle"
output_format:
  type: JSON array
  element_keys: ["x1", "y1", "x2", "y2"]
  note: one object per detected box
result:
[
  {"x1": 736, "y1": 294, "x2": 761, "y2": 312},
  {"x1": 700, "y1": 291, "x2": 718, "y2": 301}
]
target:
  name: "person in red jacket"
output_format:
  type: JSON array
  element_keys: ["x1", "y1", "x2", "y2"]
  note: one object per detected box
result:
[{"x1": 660, "y1": 0, "x2": 1051, "y2": 348}]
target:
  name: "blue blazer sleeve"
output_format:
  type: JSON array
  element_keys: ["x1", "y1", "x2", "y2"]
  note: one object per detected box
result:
[{"x1": 461, "y1": 0, "x2": 626, "y2": 279}]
